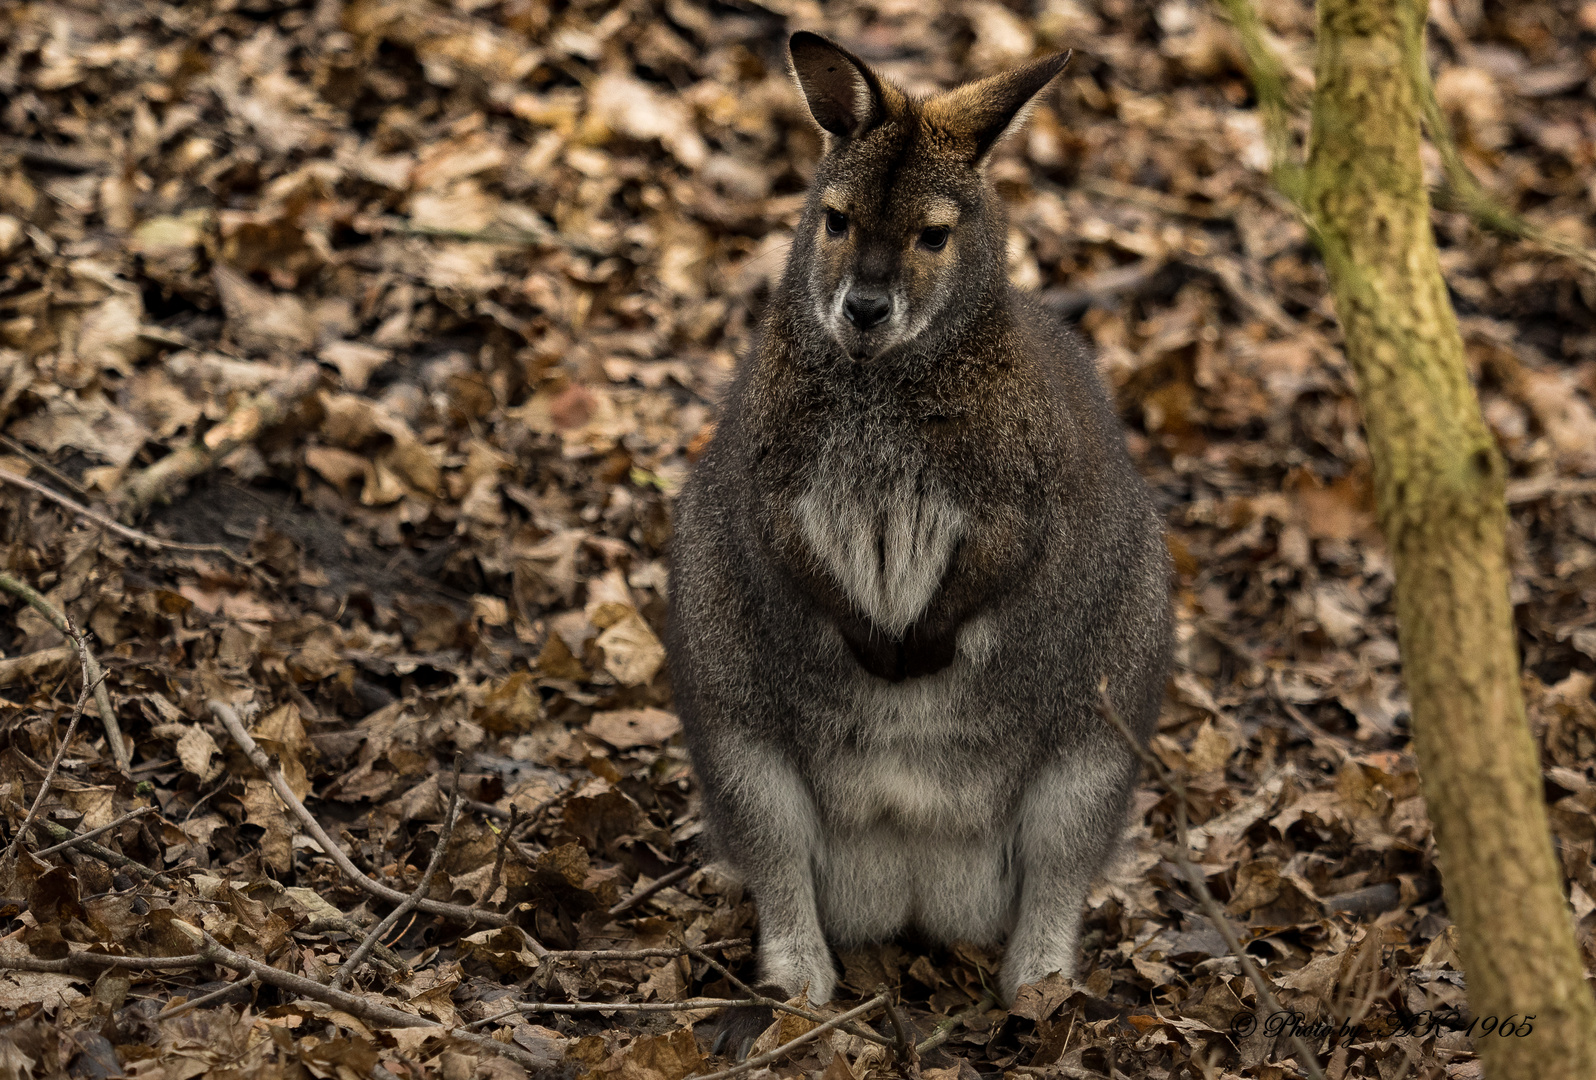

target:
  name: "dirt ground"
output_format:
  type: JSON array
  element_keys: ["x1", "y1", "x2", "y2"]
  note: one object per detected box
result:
[{"x1": 2, "y1": 0, "x2": 1596, "y2": 1078}]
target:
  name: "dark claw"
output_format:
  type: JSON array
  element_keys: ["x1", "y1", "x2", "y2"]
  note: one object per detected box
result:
[{"x1": 711, "y1": 1004, "x2": 773, "y2": 1060}]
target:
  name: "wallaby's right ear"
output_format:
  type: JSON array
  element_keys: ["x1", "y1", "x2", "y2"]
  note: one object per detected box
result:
[{"x1": 789, "y1": 32, "x2": 890, "y2": 139}]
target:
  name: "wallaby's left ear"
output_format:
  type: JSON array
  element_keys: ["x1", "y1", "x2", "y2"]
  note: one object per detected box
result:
[
  {"x1": 926, "y1": 51, "x2": 1072, "y2": 166},
  {"x1": 790, "y1": 31, "x2": 894, "y2": 139}
]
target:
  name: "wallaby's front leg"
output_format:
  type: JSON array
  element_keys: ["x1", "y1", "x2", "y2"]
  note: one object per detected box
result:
[
  {"x1": 700, "y1": 748, "x2": 834, "y2": 1057},
  {"x1": 1000, "y1": 753, "x2": 1135, "y2": 1003}
]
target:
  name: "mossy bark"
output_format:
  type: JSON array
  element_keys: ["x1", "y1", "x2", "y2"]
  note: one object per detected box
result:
[{"x1": 1304, "y1": 0, "x2": 1596, "y2": 1074}]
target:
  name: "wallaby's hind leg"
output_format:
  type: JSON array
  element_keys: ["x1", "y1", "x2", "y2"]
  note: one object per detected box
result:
[
  {"x1": 699, "y1": 747, "x2": 836, "y2": 1058},
  {"x1": 999, "y1": 753, "x2": 1135, "y2": 1003}
]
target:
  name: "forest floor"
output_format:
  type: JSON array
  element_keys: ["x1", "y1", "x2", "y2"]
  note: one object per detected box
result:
[{"x1": 2, "y1": 0, "x2": 1596, "y2": 1078}]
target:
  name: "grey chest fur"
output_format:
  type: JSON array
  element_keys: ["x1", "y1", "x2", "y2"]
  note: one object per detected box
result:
[{"x1": 792, "y1": 458, "x2": 965, "y2": 638}]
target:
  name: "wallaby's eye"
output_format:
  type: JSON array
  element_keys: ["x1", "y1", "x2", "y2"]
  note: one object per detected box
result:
[
  {"x1": 825, "y1": 209, "x2": 849, "y2": 237},
  {"x1": 919, "y1": 226, "x2": 950, "y2": 252}
]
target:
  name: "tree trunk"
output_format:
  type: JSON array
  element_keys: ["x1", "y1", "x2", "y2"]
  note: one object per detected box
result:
[{"x1": 1304, "y1": 0, "x2": 1596, "y2": 1074}]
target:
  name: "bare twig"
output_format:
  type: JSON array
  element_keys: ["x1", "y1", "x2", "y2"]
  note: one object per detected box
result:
[
  {"x1": 302, "y1": 917, "x2": 405, "y2": 973},
  {"x1": 0, "y1": 953, "x2": 209, "y2": 974},
  {"x1": 1505, "y1": 475, "x2": 1596, "y2": 505},
  {"x1": 466, "y1": 798, "x2": 513, "y2": 821},
  {"x1": 692, "y1": 993, "x2": 890, "y2": 1080},
  {"x1": 31, "y1": 819, "x2": 163, "y2": 879},
  {"x1": 609, "y1": 864, "x2": 694, "y2": 916},
  {"x1": 882, "y1": 991, "x2": 918, "y2": 1067},
  {"x1": 468, "y1": 997, "x2": 769, "y2": 1028},
  {"x1": 0, "y1": 435, "x2": 87, "y2": 493},
  {"x1": 115, "y1": 363, "x2": 322, "y2": 520},
  {"x1": 30, "y1": 805, "x2": 158, "y2": 859},
  {"x1": 169, "y1": 922, "x2": 432, "y2": 1027},
  {"x1": 1097, "y1": 679, "x2": 1327, "y2": 1080},
  {"x1": 330, "y1": 760, "x2": 464, "y2": 989},
  {"x1": 0, "y1": 570, "x2": 129, "y2": 772},
  {"x1": 684, "y1": 944, "x2": 895, "y2": 1050},
  {"x1": 684, "y1": 943, "x2": 761, "y2": 998},
  {"x1": 156, "y1": 973, "x2": 258, "y2": 1020},
  {"x1": 513, "y1": 785, "x2": 572, "y2": 840},
  {"x1": 0, "y1": 677, "x2": 88, "y2": 869},
  {"x1": 915, "y1": 990, "x2": 998, "y2": 1055},
  {"x1": 474, "y1": 938, "x2": 889, "y2": 1050},
  {"x1": 481, "y1": 805, "x2": 519, "y2": 908},
  {"x1": 0, "y1": 467, "x2": 247, "y2": 563},
  {"x1": 0, "y1": 137, "x2": 103, "y2": 171},
  {"x1": 163, "y1": 922, "x2": 545, "y2": 1071},
  {"x1": 209, "y1": 701, "x2": 543, "y2": 948},
  {"x1": 549, "y1": 939, "x2": 749, "y2": 963}
]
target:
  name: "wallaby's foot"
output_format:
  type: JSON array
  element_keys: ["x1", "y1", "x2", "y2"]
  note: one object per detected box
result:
[
  {"x1": 710, "y1": 1003, "x2": 773, "y2": 1060},
  {"x1": 998, "y1": 947, "x2": 1074, "y2": 1006},
  {"x1": 709, "y1": 982, "x2": 787, "y2": 1061}
]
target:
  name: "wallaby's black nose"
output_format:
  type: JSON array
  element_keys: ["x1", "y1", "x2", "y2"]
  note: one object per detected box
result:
[{"x1": 844, "y1": 290, "x2": 891, "y2": 330}]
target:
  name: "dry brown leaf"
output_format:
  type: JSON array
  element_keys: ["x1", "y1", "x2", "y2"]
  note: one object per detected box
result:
[{"x1": 586, "y1": 708, "x2": 680, "y2": 749}]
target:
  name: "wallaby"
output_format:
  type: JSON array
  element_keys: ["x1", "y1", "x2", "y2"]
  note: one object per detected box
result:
[{"x1": 666, "y1": 32, "x2": 1173, "y2": 1055}]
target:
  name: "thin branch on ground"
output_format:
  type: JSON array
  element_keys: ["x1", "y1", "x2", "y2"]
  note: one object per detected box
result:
[
  {"x1": 30, "y1": 805, "x2": 159, "y2": 860},
  {"x1": 1505, "y1": 475, "x2": 1596, "y2": 505},
  {"x1": 683, "y1": 944, "x2": 896, "y2": 1050},
  {"x1": 476, "y1": 937, "x2": 893, "y2": 1051},
  {"x1": 882, "y1": 990, "x2": 918, "y2": 1067},
  {"x1": 691, "y1": 993, "x2": 890, "y2": 1080},
  {"x1": 0, "y1": 435, "x2": 87, "y2": 493},
  {"x1": 0, "y1": 467, "x2": 248, "y2": 563},
  {"x1": 31, "y1": 819, "x2": 163, "y2": 879},
  {"x1": 330, "y1": 759, "x2": 464, "y2": 989},
  {"x1": 1097, "y1": 679, "x2": 1327, "y2": 1080},
  {"x1": 466, "y1": 798, "x2": 512, "y2": 821},
  {"x1": 609, "y1": 864, "x2": 694, "y2": 916},
  {"x1": 169, "y1": 921, "x2": 432, "y2": 1028},
  {"x1": 0, "y1": 137, "x2": 103, "y2": 170},
  {"x1": 156, "y1": 973, "x2": 258, "y2": 1020},
  {"x1": 162, "y1": 921, "x2": 545, "y2": 1072},
  {"x1": 467, "y1": 997, "x2": 770, "y2": 1028},
  {"x1": 115, "y1": 363, "x2": 323, "y2": 520},
  {"x1": 915, "y1": 990, "x2": 999, "y2": 1055},
  {"x1": 513, "y1": 785, "x2": 573, "y2": 840},
  {"x1": 0, "y1": 673, "x2": 90, "y2": 869},
  {"x1": 0, "y1": 953, "x2": 210, "y2": 973},
  {"x1": 684, "y1": 943, "x2": 762, "y2": 997},
  {"x1": 209, "y1": 701, "x2": 543, "y2": 948},
  {"x1": 481, "y1": 805, "x2": 519, "y2": 908},
  {"x1": 0, "y1": 570, "x2": 130, "y2": 772},
  {"x1": 549, "y1": 939, "x2": 749, "y2": 963},
  {"x1": 302, "y1": 917, "x2": 406, "y2": 972}
]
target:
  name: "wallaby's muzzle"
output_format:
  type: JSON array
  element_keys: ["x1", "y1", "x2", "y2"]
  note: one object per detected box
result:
[{"x1": 843, "y1": 288, "x2": 891, "y2": 330}]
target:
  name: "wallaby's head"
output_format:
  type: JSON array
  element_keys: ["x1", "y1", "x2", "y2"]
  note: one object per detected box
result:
[{"x1": 785, "y1": 32, "x2": 1070, "y2": 362}]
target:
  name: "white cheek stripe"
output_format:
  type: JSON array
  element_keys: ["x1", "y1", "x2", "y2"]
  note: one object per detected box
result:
[{"x1": 832, "y1": 277, "x2": 852, "y2": 326}]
